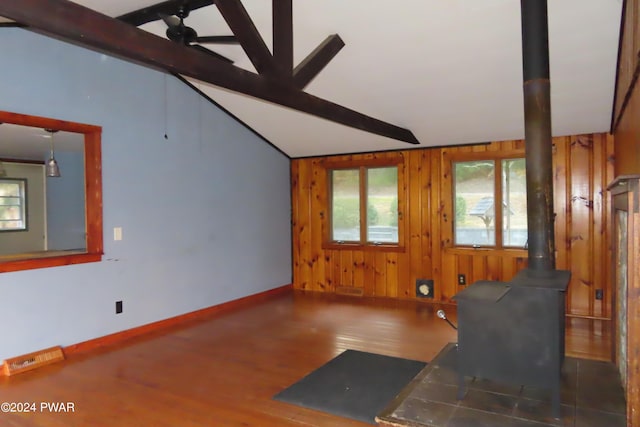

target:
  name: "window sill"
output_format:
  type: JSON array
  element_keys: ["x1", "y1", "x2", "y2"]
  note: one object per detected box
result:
[
  {"x1": 0, "y1": 251, "x2": 102, "y2": 273},
  {"x1": 444, "y1": 247, "x2": 528, "y2": 257},
  {"x1": 323, "y1": 242, "x2": 405, "y2": 253}
]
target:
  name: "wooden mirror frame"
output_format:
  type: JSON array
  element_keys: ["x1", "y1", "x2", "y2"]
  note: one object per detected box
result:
[{"x1": 0, "y1": 110, "x2": 103, "y2": 273}]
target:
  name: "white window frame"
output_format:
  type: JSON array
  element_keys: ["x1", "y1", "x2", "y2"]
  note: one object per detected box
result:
[
  {"x1": 453, "y1": 157, "x2": 528, "y2": 249},
  {"x1": 0, "y1": 178, "x2": 27, "y2": 231}
]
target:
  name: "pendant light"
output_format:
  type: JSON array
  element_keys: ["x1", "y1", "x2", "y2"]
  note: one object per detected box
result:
[{"x1": 44, "y1": 128, "x2": 61, "y2": 178}]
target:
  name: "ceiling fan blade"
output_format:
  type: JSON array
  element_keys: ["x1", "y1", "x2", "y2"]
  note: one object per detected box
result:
[
  {"x1": 190, "y1": 44, "x2": 234, "y2": 64},
  {"x1": 117, "y1": 0, "x2": 214, "y2": 27},
  {"x1": 195, "y1": 35, "x2": 239, "y2": 45}
]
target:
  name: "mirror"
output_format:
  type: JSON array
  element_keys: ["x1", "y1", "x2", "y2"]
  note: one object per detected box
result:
[{"x1": 0, "y1": 111, "x2": 103, "y2": 273}]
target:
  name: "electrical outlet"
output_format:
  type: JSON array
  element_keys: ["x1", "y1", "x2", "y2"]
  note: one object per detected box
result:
[
  {"x1": 458, "y1": 274, "x2": 466, "y2": 285},
  {"x1": 115, "y1": 300, "x2": 123, "y2": 314},
  {"x1": 114, "y1": 227, "x2": 123, "y2": 241},
  {"x1": 595, "y1": 289, "x2": 603, "y2": 300}
]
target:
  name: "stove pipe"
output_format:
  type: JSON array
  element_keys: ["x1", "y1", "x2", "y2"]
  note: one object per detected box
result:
[{"x1": 521, "y1": 0, "x2": 556, "y2": 275}]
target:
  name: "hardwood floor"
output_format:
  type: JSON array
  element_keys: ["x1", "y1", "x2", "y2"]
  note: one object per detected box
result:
[{"x1": 0, "y1": 291, "x2": 612, "y2": 427}]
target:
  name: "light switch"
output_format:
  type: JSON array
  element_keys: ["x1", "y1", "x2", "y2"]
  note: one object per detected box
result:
[{"x1": 114, "y1": 227, "x2": 123, "y2": 241}]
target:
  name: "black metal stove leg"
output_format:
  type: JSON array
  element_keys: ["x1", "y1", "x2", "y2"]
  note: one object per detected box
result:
[
  {"x1": 457, "y1": 374, "x2": 466, "y2": 400},
  {"x1": 455, "y1": 345, "x2": 466, "y2": 400},
  {"x1": 551, "y1": 383, "x2": 561, "y2": 419}
]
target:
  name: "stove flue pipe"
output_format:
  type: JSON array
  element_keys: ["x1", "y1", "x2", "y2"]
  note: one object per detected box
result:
[{"x1": 520, "y1": 0, "x2": 556, "y2": 275}]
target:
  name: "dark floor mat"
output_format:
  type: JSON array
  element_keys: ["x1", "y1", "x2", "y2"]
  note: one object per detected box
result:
[{"x1": 273, "y1": 350, "x2": 427, "y2": 424}]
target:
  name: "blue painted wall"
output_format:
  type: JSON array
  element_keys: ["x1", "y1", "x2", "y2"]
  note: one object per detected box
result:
[
  {"x1": 0, "y1": 29, "x2": 292, "y2": 361},
  {"x1": 46, "y1": 150, "x2": 86, "y2": 251}
]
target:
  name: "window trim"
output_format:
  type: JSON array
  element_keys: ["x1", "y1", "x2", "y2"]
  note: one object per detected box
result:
[
  {"x1": 323, "y1": 155, "x2": 405, "y2": 251},
  {"x1": 0, "y1": 177, "x2": 28, "y2": 232},
  {"x1": 451, "y1": 151, "x2": 527, "y2": 250},
  {"x1": 0, "y1": 110, "x2": 103, "y2": 273}
]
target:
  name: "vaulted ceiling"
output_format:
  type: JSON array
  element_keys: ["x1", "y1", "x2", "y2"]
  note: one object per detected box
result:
[{"x1": 0, "y1": 0, "x2": 623, "y2": 158}]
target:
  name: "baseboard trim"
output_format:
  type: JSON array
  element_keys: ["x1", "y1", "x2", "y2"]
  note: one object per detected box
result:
[{"x1": 62, "y1": 284, "x2": 292, "y2": 358}]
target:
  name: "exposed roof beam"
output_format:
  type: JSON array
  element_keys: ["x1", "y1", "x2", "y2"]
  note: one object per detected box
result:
[
  {"x1": 0, "y1": 0, "x2": 419, "y2": 144},
  {"x1": 293, "y1": 35, "x2": 345, "y2": 89},
  {"x1": 272, "y1": 0, "x2": 293, "y2": 78},
  {"x1": 117, "y1": 0, "x2": 213, "y2": 26},
  {"x1": 213, "y1": 0, "x2": 277, "y2": 77},
  {"x1": 0, "y1": 22, "x2": 25, "y2": 28}
]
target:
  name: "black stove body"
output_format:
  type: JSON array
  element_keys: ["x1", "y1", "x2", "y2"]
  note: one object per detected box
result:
[{"x1": 454, "y1": 269, "x2": 570, "y2": 415}]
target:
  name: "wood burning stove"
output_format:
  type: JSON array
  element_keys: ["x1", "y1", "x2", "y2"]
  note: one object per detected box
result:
[
  {"x1": 454, "y1": 269, "x2": 569, "y2": 415},
  {"x1": 453, "y1": 0, "x2": 571, "y2": 418}
]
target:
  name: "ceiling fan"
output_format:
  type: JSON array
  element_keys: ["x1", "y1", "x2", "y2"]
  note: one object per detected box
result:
[
  {"x1": 117, "y1": 1, "x2": 238, "y2": 64},
  {"x1": 159, "y1": 5, "x2": 238, "y2": 63}
]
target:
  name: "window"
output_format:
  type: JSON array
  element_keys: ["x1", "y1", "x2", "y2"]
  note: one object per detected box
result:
[
  {"x1": 0, "y1": 178, "x2": 27, "y2": 231},
  {"x1": 453, "y1": 158, "x2": 527, "y2": 248},
  {"x1": 330, "y1": 165, "x2": 399, "y2": 246}
]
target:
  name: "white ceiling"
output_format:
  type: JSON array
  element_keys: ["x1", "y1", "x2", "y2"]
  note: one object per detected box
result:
[
  {"x1": 0, "y1": 124, "x2": 83, "y2": 161},
  {"x1": 2, "y1": 1, "x2": 624, "y2": 158}
]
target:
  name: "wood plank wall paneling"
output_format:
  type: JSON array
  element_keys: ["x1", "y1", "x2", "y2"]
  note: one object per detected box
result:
[
  {"x1": 613, "y1": 0, "x2": 640, "y2": 126},
  {"x1": 568, "y1": 135, "x2": 594, "y2": 315},
  {"x1": 612, "y1": 1, "x2": 640, "y2": 424},
  {"x1": 613, "y1": 0, "x2": 640, "y2": 175},
  {"x1": 291, "y1": 133, "x2": 614, "y2": 319}
]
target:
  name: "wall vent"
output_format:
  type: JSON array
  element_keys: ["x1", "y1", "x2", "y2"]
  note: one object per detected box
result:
[
  {"x1": 3, "y1": 346, "x2": 65, "y2": 376},
  {"x1": 336, "y1": 286, "x2": 364, "y2": 297}
]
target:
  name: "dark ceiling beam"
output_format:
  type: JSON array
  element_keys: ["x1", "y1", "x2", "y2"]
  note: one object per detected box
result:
[
  {"x1": 0, "y1": 0, "x2": 419, "y2": 144},
  {"x1": 293, "y1": 35, "x2": 345, "y2": 89},
  {"x1": 0, "y1": 21, "x2": 26, "y2": 28},
  {"x1": 213, "y1": 0, "x2": 277, "y2": 76},
  {"x1": 272, "y1": 0, "x2": 293, "y2": 77},
  {"x1": 117, "y1": 0, "x2": 213, "y2": 26}
]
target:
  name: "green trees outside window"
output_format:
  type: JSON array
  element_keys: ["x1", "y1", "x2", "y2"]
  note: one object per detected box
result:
[
  {"x1": 453, "y1": 158, "x2": 527, "y2": 248},
  {"x1": 331, "y1": 166, "x2": 398, "y2": 244}
]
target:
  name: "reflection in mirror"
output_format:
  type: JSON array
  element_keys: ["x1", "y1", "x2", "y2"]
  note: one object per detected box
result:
[{"x1": 0, "y1": 111, "x2": 102, "y2": 272}]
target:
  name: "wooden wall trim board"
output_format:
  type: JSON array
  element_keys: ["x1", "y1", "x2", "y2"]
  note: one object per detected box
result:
[
  {"x1": 0, "y1": 284, "x2": 292, "y2": 377},
  {"x1": 625, "y1": 179, "x2": 640, "y2": 426},
  {"x1": 64, "y1": 284, "x2": 293, "y2": 357},
  {"x1": 291, "y1": 134, "x2": 615, "y2": 319}
]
